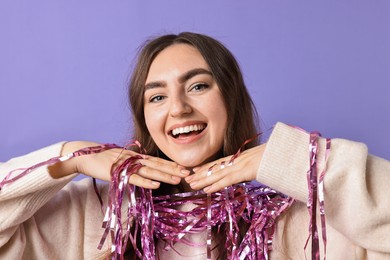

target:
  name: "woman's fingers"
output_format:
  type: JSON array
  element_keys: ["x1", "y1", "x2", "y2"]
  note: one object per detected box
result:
[
  {"x1": 187, "y1": 164, "x2": 236, "y2": 190},
  {"x1": 185, "y1": 144, "x2": 266, "y2": 193},
  {"x1": 137, "y1": 165, "x2": 182, "y2": 185},
  {"x1": 128, "y1": 173, "x2": 161, "y2": 189},
  {"x1": 111, "y1": 154, "x2": 190, "y2": 186},
  {"x1": 184, "y1": 158, "x2": 232, "y2": 183},
  {"x1": 108, "y1": 151, "x2": 180, "y2": 188},
  {"x1": 138, "y1": 158, "x2": 190, "y2": 178},
  {"x1": 203, "y1": 174, "x2": 242, "y2": 193}
]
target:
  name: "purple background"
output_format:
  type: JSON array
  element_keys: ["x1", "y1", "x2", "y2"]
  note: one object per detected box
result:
[{"x1": 1, "y1": 1, "x2": 389, "y2": 162}]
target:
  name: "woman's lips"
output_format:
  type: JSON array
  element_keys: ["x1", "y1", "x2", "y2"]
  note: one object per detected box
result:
[
  {"x1": 169, "y1": 124, "x2": 207, "y2": 144},
  {"x1": 170, "y1": 123, "x2": 206, "y2": 137}
]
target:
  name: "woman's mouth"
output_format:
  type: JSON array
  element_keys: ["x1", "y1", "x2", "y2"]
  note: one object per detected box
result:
[{"x1": 169, "y1": 124, "x2": 206, "y2": 139}]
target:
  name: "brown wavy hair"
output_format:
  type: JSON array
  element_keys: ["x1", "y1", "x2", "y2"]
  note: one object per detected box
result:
[
  {"x1": 127, "y1": 32, "x2": 260, "y2": 259},
  {"x1": 129, "y1": 32, "x2": 260, "y2": 157}
]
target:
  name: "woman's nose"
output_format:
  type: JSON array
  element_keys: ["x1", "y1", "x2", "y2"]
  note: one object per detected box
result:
[{"x1": 169, "y1": 96, "x2": 192, "y2": 117}]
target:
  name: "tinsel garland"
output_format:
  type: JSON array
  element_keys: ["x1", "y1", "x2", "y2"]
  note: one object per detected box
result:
[
  {"x1": 97, "y1": 176, "x2": 294, "y2": 259},
  {"x1": 1, "y1": 130, "x2": 331, "y2": 260}
]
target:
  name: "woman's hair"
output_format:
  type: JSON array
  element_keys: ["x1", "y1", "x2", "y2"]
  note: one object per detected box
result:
[
  {"x1": 128, "y1": 32, "x2": 260, "y2": 157},
  {"x1": 127, "y1": 32, "x2": 259, "y2": 259}
]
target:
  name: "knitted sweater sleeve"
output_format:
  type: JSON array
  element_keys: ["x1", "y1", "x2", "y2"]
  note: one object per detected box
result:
[
  {"x1": 0, "y1": 143, "x2": 73, "y2": 230},
  {"x1": 256, "y1": 122, "x2": 390, "y2": 254},
  {"x1": 0, "y1": 143, "x2": 109, "y2": 259}
]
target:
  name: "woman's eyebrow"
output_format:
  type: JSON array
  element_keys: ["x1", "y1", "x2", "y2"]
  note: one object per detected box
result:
[
  {"x1": 179, "y1": 68, "x2": 212, "y2": 83},
  {"x1": 144, "y1": 68, "x2": 212, "y2": 91},
  {"x1": 145, "y1": 81, "x2": 164, "y2": 91}
]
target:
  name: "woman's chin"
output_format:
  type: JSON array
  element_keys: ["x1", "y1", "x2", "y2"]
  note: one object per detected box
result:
[
  {"x1": 164, "y1": 149, "x2": 224, "y2": 168},
  {"x1": 171, "y1": 154, "x2": 221, "y2": 168},
  {"x1": 174, "y1": 158, "x2": 203, "y2": 168},
  {"x1": 168, "y1": 154, "x2": 208, "y2": 168}
]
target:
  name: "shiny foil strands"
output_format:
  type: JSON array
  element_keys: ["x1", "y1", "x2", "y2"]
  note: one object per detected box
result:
[
  {"x1": 0, "y1": 143, "x2": 121, "y2": 190},
  {"x1": 120, "y1": 182, "x2": 293, "y2": 260},
  {"x1": 303, "y1": 132, "x2": 331, "y2": 260},
  {"x1": 1, "y1": 127, "x2": 332, "y2": 260},
  {"x1": 93, "y1": 143, "x2": 294, "y2": 259},
  {"x1": 285, "y1": 125, "x2": 331, "y2": 259}
]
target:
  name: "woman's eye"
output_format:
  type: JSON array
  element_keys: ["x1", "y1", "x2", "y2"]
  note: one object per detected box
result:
[
  {"x1": 149, "y1": 95, "x2": 165, "y2": 103},
  {"x1": 190, "y1": 83, "x2": 209, "y2": 92}
]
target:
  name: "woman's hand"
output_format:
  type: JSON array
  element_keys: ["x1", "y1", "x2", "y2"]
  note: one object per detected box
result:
[
  {"x1": 184, "y1": 144, "x2": 266, "y2": 193},
  {"x1": 48, "y1": 141, "x2": 190, "y2": 189}
]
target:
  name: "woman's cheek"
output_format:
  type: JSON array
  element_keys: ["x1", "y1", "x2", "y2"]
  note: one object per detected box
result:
[{"x1": 144, "y1": 106, "x2": 168, "y2": 147}]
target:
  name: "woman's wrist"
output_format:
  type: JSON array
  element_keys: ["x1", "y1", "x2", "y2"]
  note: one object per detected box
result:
[
  {"x1": 61, "y1": 141, "x2": 93, "y2": 156},
  {"x1": 48, "y1": 141, "x2": 89, "y2": 178}
]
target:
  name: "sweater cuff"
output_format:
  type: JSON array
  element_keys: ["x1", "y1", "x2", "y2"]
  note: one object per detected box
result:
[
  {"x1": 0, "y1": 142, "x2": 77, "y2": 199},
  {"x1": 256, "y1": 122, "x2": 326, "y2": 202}
]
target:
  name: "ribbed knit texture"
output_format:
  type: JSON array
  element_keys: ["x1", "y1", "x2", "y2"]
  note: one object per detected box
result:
[{"x1": 1, "y1": 124, "x2": 390, "y2": 259}]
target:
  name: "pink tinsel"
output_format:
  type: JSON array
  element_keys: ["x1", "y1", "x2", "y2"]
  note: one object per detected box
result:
[{"x1": 1, "y1": 129, "x2": 331, "y2": 260}]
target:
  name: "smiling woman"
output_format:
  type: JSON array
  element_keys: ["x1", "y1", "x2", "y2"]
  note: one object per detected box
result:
[
  {"x1": 129, "y1": 33, "x2": 259, "y2": 166},
  {"x1": 1, "y1": 32, "x2": 390, "y2": 259},
  {"x1": 143, "y1": 44, "x2": 228, "y2": 167}
]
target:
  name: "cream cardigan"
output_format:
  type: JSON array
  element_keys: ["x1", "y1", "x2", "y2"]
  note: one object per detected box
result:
[{"x1": 1, "y1": 123, "x2": 389, "y2": 259}]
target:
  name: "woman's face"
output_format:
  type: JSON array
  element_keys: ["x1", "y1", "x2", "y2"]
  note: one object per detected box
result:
[{"x1": 144, "y1": 44, "x2": 228, "y2": 167}]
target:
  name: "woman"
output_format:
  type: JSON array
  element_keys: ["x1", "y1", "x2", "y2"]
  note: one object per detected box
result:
[{"x1": 0, "y1": 32, "x2": 389, "y2": 259}]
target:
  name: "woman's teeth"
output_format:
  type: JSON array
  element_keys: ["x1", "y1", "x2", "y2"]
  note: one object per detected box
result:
[{"x1": 171, "y1": 124, "x2": 205, "y2": 136}]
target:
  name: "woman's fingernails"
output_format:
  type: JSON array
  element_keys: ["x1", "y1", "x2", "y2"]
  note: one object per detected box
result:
[
  {"x1": 185, "y1": 175, "x2": 193, "y2": 182},
  {"x1": 171, "y1": 176, "x2": 181, "y2": 182},
  {"x1": 193, "y1": 167, "x2": 200, "y2": 172},
  {"x1": 203, "y1": 186, "x2": 211, "y2": 193},
  {"x1": 180, "y1": 169, "x2": 190, "y2": 176},
  {"x1": 151, "y1": 181, "x2": 160, "y2": 186},
  {"x1": 189, "y1": 181, "x2": 197, "y2": 187}
]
